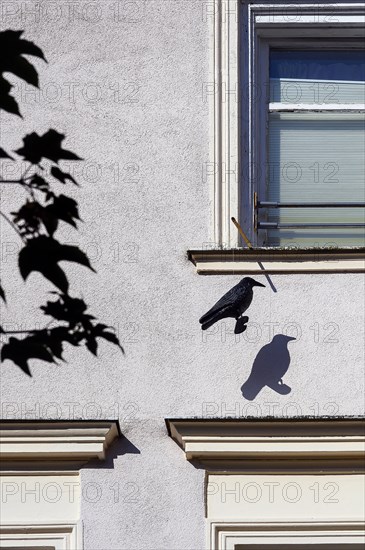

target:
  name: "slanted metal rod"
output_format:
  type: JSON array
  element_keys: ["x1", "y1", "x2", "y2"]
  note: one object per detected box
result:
[
  {"x1": 258, "y1": 222, "x2": 365, "y2": 229},
  {"x1": 257, "y1": 202, "x2": 365, "y2": 209}
]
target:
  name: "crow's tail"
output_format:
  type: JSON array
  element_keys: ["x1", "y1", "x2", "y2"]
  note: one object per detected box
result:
[
  {"x1": 200, "y1": 310, "x2": 228, "y2": 331},
  {"x1": 201, "y1": 317, "x2": 219, "y2": 331},
  {"x1": 241, "y1": 377, "x2": 262, "y2": 401}
]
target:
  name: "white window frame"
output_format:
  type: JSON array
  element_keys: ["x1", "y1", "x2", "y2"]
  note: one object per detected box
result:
[
  {"x1": 209, "y1": 521, "x2": 365, "y2": 550},
  {"x1": 209, "y1": 0, "x2": 365, "y2": 249},
  {"x1": 0, "y1": 421, "x2": 120, "y2": 550},
  {"x1": 0, "y1": 522, "x2": 81, "y2": 549},
  {"x1": 167, "y1": 418, "x2": 365, "y2": 550}
]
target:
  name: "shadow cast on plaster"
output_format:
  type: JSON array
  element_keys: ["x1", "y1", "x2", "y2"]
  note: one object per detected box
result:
[
  {"x1": 241, "y1": 334, "x2": 295, "y2": 401},
  {"x1": 87, "y1": 435, "x2": 140, "y2": 469}
]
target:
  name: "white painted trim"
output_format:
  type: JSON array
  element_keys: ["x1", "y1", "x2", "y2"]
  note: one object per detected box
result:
[
  {"x1": 209, "y1": 521, "x2": 365, "y2": 550},
  {"x1": 0, "y1": 522, "x2": 82, "y2": 550},
  {"x1": 210, "y1": 0, "x2": 240, "y2": 247},
  {"x1": 188, "y1": 248, "x2": 365, "y2": 274},
  {"x1": 0, "y1": 422, "x2": 120, "y2": 550},
  {"x1": 0, "y1": 420, "x2": 120, "y2": 469},
  {"x1": 167, "y1": 418, "x2": 365, "y2": 464},
  {"x1": 194, "y1": 259, "x2": 365, "y2": 274},
  {"x1": 168, "y1": 419, "x2": 365, "y2": 549}
]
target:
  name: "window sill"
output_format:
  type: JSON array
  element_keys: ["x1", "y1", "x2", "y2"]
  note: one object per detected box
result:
[{"x1": 188, "y1": 247, "x2": 365, "y2": 275}]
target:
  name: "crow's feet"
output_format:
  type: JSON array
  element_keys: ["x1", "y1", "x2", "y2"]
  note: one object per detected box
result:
[{"x1": 234, "y1": 315, "x2": 249, "y2": 334}]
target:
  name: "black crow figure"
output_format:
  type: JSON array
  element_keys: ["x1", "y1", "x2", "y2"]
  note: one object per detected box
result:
[{"x1": 199, "y1": 277, "x2": 265, "y2": 332}]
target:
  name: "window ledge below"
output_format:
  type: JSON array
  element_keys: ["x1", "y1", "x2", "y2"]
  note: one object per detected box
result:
[{"x1": 188, "y1": 247, "x2": 365, "y2": 274}]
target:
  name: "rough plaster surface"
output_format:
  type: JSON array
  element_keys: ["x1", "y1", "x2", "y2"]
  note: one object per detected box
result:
[{"x1": 0, "y1": 1, "x2": 364, "y2": 549}]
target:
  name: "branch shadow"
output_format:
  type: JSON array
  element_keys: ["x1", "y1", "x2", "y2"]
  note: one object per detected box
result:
[{"x1": 241, "y1": 334, "x2": 296, "y2": 401}]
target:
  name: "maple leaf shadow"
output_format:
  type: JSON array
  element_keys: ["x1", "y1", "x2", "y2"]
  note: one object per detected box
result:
[
  {"x1": 0, "y1": 30, "x2": 124, "y2": 375},
  {"x1": 1, "y1": 293, "x2": 124, "y2": 376},
  {"x1": 0, "y1": 30, "x2": 46, "y2": 117},
  {"x1": 18, "y1": 236, "x2": 95, "y2": 293}
]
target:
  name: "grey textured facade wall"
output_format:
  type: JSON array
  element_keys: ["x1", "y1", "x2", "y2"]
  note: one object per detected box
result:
[{"x1": 0, "y1": 1, "x2": 364, "y2": 549}]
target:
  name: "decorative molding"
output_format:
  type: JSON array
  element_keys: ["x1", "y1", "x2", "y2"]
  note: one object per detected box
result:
[
  {"x1": 0, "y1": 522, "x2": 81, "y2": 549},
  {"x1": 210, "y1": 0, "x2": 240, "y2": 247},
  {"x1": 252, "y1": 2, "x2": 365, "y2": 29},
  {"x1": 0, "y1": 421, "x2": 121, "y2": 549},
  {"x1": 0, "y1": 420, "x2": 120, "y2": 470},
  {"x1": 168, "y1": 419, "x2": 365, "y2": 548},
  {"x1": 209, "y1": 521, "x2": 365, "y2": 550},
  {"x1": 188, "y1": 248, "x2": 365, "y2": 274},
  {"x1": 168, "y1": 417, "x2": 365, "y2": 548},
  {"x1": 166, "y1": 418, "x2": 365, "y2": 469}
]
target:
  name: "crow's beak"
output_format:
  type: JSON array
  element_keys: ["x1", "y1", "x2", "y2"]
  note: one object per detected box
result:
[
  {"x1": 286, "y1": 336, "x2": 296, "y2": 342},
  {"x1": 255, "y1": 282, "x2": 266, "y2": 287}
]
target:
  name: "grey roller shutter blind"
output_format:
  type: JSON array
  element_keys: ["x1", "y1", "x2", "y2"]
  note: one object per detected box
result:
[{"x1": 265, "y1": 50, "x2": 365, "y2": 247}]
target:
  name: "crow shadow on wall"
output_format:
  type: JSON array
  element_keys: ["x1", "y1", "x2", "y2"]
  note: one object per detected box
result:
[{"x1": 241, "y1": 334, "x2": 296, "y2": 401}]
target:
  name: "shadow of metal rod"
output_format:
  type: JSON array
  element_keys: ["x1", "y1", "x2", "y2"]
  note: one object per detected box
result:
[{"x1": 231, "y1": 217, "x2": 277, "y2": 293}]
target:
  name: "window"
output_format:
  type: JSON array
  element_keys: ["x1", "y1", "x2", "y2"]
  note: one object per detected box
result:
[
  {"x1": 0, "y1": 421, "x2": 120, "y2": 550},
  {"x1": 264, "y1": 49, "x2": 365, "y2": 247},
  {"x1": 206, "y1": 0, "x2": 365, "y2": 251},
  {"x1": 167, "y1": 418, "x2": 365, "y2": 550}
]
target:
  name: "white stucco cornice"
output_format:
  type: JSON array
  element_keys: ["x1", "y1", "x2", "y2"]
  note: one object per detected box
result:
[
  {"x1": 166, "y1": 418, "x2": 365, "y2": 469},
  {"x1": 0, "y1": 420, "x2": 120, "y2": 470},
  {"x1": 188, "y1": 248, "x2": 365, "y2": 274}
]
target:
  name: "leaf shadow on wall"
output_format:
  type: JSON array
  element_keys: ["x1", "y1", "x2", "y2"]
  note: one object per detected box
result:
[{"x1": 241, "y1": 334, "x2": 296, "y2": 401}]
